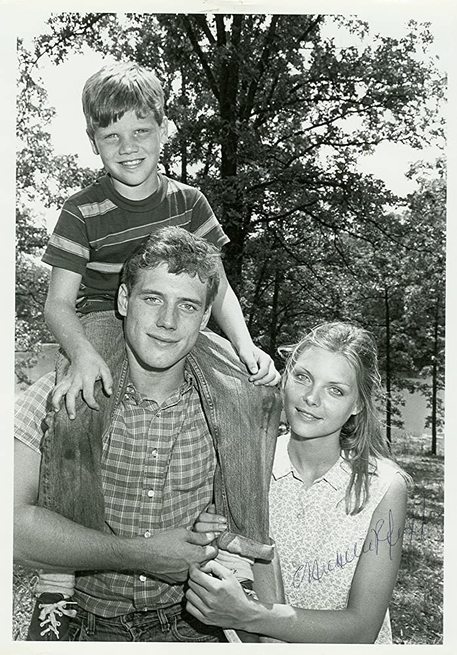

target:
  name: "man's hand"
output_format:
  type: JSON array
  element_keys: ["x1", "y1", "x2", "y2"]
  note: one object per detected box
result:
[
  {"x1": 52, "y1": 349, "x2": 113, "y2": 419},
  {"x1": 237, "y1": 343, "x2": 280, "y2": 386},
  {"x1": 141, "y1": 527, "x2": 219, "y2": 584}
]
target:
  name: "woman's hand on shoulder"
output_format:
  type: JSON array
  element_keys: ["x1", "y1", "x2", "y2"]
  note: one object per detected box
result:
[{"x1": 193, "y1": 504, "x2": 227, "y2": 534}]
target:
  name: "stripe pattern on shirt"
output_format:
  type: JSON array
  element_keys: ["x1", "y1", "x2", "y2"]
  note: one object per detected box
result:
[{"x1": 42, "y1": 173, "x2": 229, "y2": 314}]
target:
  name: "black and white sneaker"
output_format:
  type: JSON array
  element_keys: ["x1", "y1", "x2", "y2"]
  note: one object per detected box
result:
[{"x1": 26, "y1": 592, "x2": 77, "y2": 641}]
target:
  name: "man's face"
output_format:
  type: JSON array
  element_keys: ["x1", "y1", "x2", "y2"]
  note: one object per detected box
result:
[
  {"x1": 89, "y1": 109, "x2": 167, "y2": 201},
  {"x1": 118, "y1": 263, "x2": 211, "y2": 373}
]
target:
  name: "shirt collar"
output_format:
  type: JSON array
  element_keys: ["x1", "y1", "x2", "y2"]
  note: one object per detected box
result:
[
  {"x1": 272, "y1": 433, "x2": 295, "y2": 480},
  {"x1": 124, "y1": 367, "x2": 193, "y2": 407},
  {"x1": 316, "y1": 456, "x2": 352, "y2": 491},
  {"x1": 272, "y1": 433, "x2": 352, "y2": 491}
]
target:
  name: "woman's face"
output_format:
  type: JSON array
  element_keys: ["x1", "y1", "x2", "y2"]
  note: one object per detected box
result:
[{"x1": 284, "y1": 345, "x2": 360, "y2": 443}]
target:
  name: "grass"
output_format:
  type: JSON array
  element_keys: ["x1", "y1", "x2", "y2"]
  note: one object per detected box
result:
[
  {"x1": 12, "y1": 566, "x2": 35, "y2": 641},
  {"x1": 12, "y1": 430, "x2": 443, "y2": 643},
  {"x1": 390, "y1": 431, "x2": 444, "y2": 644}
]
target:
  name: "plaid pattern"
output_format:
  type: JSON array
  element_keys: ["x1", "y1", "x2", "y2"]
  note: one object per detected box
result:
[
  {"x1": 15, "y1": 370, "x2": 216, "y2": 617},
  {"x1": 15, "y1": 372, "x2": 55, "y2": 453}
]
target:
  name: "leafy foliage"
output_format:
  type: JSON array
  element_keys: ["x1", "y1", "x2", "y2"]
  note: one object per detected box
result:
[
  {"x1": 17, "y1": 13, "x2": 445, "y2": 440},
  {"x1": 16, "y1": 40, "x2": 99, "y2": 380}
]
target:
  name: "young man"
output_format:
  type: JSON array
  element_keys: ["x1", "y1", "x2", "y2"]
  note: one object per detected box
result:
[{"x1": 15, "y1": 229, "x2": 280, "y2": 642}]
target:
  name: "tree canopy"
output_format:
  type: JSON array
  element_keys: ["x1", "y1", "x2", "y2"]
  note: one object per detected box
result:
[{"x1": 16, "y1": 12, "x2": 446, "y2": 441}]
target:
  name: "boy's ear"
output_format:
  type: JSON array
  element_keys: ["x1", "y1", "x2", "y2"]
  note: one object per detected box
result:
[
  {"x1": 87, "y1": 130, "x2": 99, "y2": 155},
  {"x1": 160, "y1": 117, "x2": 168, "y2": 145},
  {"x1": 117, "y1": 284, "x2": 129, "y2": 317}
]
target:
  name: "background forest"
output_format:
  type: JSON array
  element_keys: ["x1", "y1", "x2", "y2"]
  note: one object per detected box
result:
[{"x1": 14, "y1": 12, "x2": 445, "y2": 643}]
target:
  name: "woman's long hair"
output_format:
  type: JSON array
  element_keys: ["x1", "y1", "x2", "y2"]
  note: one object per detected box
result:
[{"x1": 281, "y1": 322, "x2": 393, "y2": 514}]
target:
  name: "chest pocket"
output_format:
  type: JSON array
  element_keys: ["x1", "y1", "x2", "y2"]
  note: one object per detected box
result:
[{"x1": 169, "y1": 423, "x2": 216, "y2": 492}]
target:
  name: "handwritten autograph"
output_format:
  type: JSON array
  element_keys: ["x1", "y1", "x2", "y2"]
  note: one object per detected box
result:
[{"x1": 292, "y1": 509, "x2": 428, "y2": 587}]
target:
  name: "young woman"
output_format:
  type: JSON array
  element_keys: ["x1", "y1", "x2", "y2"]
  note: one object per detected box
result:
[{"x1": 186, "y1": 322, "x2": 410, "y2": 643}]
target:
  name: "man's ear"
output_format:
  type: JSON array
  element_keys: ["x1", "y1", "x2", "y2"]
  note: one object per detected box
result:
[
  {"x1": 87, "y1": 130, "x2": 99, "y2": 155},
  {"x1": 117, "y1": 284, "x2": 129, "y2": 317},
  {"x1": 199, "y1": 305, "x2": 212, "y2": 332}
]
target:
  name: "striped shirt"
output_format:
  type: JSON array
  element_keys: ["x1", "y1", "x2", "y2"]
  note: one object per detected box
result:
[
  {"x1": 42, "y1": 172, "x2": 229, "y2": 314},
  {"x1": 15, "y1": 368, "x2": 216, "y2": 617}
]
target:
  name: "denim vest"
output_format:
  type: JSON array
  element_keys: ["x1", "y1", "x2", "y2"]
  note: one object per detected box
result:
[{"x1": 37, "y1": 323, "x2": 281, "y2": 561}]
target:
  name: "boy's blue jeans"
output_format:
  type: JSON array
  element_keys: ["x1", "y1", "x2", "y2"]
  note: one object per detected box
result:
[{"x1": 38, "y1": 311, "x2": 281, "y2": 560}]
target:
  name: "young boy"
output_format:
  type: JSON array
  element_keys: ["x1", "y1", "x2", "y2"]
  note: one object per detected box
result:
[
  {"x1": 27, "y1": 62, "x2": 279, "y2": 640},
  {"x1": 43, "y1": 61, "x2": 277, "y2": 418}
]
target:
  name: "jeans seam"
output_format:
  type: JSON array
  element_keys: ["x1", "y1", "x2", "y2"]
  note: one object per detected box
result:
[
  {"x1": 119, "y1": 614, "x2": 136, "y2": 641},
  {"x1": 170, "y1": 615, "x2": 216, "y2": 642}
]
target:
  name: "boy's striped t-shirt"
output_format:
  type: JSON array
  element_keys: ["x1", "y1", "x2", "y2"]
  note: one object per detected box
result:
[{"x1": 42, "y1": 172, "x2": 229, "y2": 314}]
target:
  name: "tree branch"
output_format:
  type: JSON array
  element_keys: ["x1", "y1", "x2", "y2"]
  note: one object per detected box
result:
[
  {"x1": 180, "y1": 15, "x2": 220, "y2": 102},
  {"x1": 32, "y1": 14, "x2": 106, "y2": 67},
  {"x1": 240, "y1": 15, "x2": 280, "y2": 121}
]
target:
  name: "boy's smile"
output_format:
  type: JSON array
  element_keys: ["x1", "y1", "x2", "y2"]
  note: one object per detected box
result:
[{"x1": 89, "y1": 109, "x2": 168, "y2": 201}]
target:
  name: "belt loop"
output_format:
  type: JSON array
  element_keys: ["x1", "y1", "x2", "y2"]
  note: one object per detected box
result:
[
  {"x1": 86, "y1": 610, "x2": 96, "y2": 636},
  {"x1": 157, "y1": 608, "x2": 170, "y2": 633}
]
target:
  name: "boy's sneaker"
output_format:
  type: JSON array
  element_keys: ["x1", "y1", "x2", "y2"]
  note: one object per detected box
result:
[{"x1": 26, "y1": 592, "x2": 77, "y2": 641}]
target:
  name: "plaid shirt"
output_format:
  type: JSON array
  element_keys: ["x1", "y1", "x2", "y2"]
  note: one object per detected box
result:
[{"x1": 15, "y1": 368, "x2": 216, "y2": 617}]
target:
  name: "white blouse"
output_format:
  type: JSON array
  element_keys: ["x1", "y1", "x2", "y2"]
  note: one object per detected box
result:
[{"x1": 269, "y1": 434, "x2": 404, "y2": 644}]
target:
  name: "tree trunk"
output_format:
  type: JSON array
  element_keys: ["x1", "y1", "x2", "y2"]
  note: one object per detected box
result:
[
  {"x1": 178, "y1": 14, "x2": 246, "y2": 290},
  {"x1": 384, "y1": 287, "x2": 392, "y2": 447},
  {"x1": 431, "y1": 296, "x2": 440, "y2": 455},
  {"x1": 247, "y1": 257, "x2": 269, "y2": 332},
  {"x1": 268, "y1": 265, "x2": 281, "y2": 357},
  {"x1": 180, "y1": 70, "x2": 188, "y2": 184},
  {"x1": 217, "y1": 16, "x2": 245, "y2": 292}
]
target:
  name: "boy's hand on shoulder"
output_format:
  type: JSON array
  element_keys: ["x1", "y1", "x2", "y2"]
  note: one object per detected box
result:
[
  {"x1": 52, "y1": 349, "x2": 113, "y2": 419},
  {"x1": 237, "y1": 343, "x2": 280, "y2": 387}
]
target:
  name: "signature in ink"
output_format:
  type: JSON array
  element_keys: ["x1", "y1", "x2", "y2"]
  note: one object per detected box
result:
[{"x1": 292, "y1": 508, "x2": 428, "y2": 588}]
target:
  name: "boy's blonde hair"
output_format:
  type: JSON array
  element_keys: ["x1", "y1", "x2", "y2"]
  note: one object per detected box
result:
[{"x1": 82, "y1": 62, "x2": 164, "y2": 137}]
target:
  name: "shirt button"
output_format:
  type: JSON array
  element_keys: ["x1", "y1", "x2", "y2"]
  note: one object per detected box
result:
[
  {"x1": 151, "y1": 449, "x2": 158, "y2": 458},
  {"x1": 147, "y1": 489, "x2": 154, "y2": 497},
  {"x1": 144, "y1": 530, "x2": 151, "y2": 538},
  {"x1": 139, "y1": 575, "x2": 147, "y2": 582}
]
